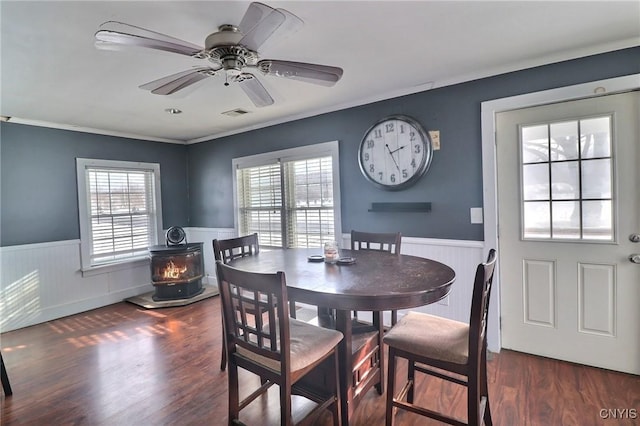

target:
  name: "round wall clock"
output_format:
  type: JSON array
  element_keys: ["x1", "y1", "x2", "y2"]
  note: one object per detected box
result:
[{"x1": 358, "y1": 115, "x2": 433, "y2": 190}]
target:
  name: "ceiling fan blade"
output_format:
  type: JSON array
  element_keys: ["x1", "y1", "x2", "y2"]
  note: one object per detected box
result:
[
  {"x1": 139, "y1": 68, "x2": 216, "y2": 95},
  {"x1": 266, "y1": 8, "x2": 304, "y2": 48},
  {"x1": 235, "y1": 73, "x2": 274, "y2": 107},
  {"x1": 95, "y1": 21, "x2": 202, "y2": 56},
  {"x1": 257, "y1": 60, "x2": 343, "y2": 87},
  {"x1": 238, "y1": 2, "x2": 275, "y2": 35},
  {"x1": 237, "y1": 8, "x2": 286, "y2": 52},
  {"x1": 238, "y1": 3, "x2": 303, "y2": 52}
]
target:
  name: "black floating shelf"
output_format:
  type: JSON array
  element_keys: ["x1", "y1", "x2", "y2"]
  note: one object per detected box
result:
[{"x1": 368, "y1": 202, "x2": 431, "y2": 212}]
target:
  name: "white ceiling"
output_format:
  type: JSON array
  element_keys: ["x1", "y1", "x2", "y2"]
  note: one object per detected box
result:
[{"x1": 1, "y1": 1, "x2": 638, "y2": 144}]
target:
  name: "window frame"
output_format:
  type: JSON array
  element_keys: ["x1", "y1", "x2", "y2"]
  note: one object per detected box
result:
[
  {"x1": 76, "y1": 158, "x2": 163, "y2": 274},
  {"x1": 232, "y1": 141, "x2": 342, "y2": 248}
]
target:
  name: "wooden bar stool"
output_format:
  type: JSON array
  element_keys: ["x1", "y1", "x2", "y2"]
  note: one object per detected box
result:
[
  {"x1": 384, "y1": 249, "x2": 497, "y2": 425},
  {"x1": 213, "y1": 233, "x2": 260, "y2": 371}
]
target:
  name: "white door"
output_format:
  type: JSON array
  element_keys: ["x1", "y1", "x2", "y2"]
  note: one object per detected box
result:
[{"x1": 497, "y1": 91, "x2": 640, "y2": 374}]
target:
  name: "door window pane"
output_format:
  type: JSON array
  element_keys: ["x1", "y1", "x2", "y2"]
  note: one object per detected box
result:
[
  {"x1": 523, "y1": 201, "x2": 550, "y2": 239},
  {"x1": 582, "y1": 200, "x2": 612, "y2": 240},
  {"x1": 551, "y1": 201, "x2": 580, "y2": 239},
  {"x1": 581, "y1": 159, "x2": 612, "y2": 199},
  {"x1": 581, "y1": 117, "x2": 611, "y2": 158},
  {"x1": 520, "y1": 115, "x2": 613, "y2": 241},
  {"x1": 522, "y1": 125, "x2": 549, "y2": 163},
  {"x1": 551, "y1": 161, "x2": 579, "y2": 200},
  {"x1": 550, "y1": 121, "x2": 579, "y2": 160},
  {"x1": 522, "y1": 163, "x2": 549, "y2": 200}
]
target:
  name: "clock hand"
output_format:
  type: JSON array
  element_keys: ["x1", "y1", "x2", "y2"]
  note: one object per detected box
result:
[
  {"x1": 385, "y1": 144, "x2": 401, "y2": 171},
  {"x1": 389, "y1": 145, "x2": 406, "y2": 155}
]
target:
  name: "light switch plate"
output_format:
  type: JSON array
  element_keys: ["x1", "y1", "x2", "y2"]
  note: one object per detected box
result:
[
  {"x1": 429, "y1": 130, "x2": 440, "y2": 150},
  {"x1": 470, "y1": 207, "x2": 483, "y2": 224}
]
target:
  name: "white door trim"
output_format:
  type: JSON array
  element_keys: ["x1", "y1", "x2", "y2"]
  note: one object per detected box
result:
[{"x1": 480, "y1": 73, "x2": 640, "y2": 352}]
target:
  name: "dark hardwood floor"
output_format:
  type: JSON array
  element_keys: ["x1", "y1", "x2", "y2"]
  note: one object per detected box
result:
[{"x1": 1, "y1": 296, "x2": 638, "y2": 425}]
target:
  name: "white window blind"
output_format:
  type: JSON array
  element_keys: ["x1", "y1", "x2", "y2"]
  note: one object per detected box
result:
[
  {"x1": 285, "y1": 156, "x2": 335, "y2": 247},
  {"x1": 234, "y1": 141, "x2": 341, "y2": 248},
  {"x1": 77, "y1": 159, "x2": 162, "y2": 270},
  {"x1": 237, "y1": 163, "x2": 284, "y2": 247}
]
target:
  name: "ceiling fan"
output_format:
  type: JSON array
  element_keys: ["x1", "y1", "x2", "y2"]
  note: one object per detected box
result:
[{"x1": 94, "y1": 2, "x2": 343, "y2": 107}]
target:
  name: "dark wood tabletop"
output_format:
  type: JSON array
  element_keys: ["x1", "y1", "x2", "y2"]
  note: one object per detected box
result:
[
  {"x1": 229, "y1": 247, "x2": 456, "y2": 425},
  {"x1": 228, "y1": 247, "x2": 456, "y2": 311}
]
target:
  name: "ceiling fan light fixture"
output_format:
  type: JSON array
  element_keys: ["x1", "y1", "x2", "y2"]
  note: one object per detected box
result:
[
  {"x1": 221, "y1": 55, "x2": 245, "y2": 75},
  {"x1": 204, "y1": 25, "x2": 242, "y2": 49}
]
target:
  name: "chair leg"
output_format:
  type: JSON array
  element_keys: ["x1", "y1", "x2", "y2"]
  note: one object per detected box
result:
[
  {"x1": 468, "y1": 364, "x2": 485, "y2": 426},
  {"x1": 373, "y1": 311, "x2": 384, "y2": 395},
  {"x1": 332, "y1": 350, "x2": 342, "y2": 426},
  {"x1": 1, "y1": 352, "x2": 12, "y2": 396},
  {"x1": 406, "y1": 360, "x2": 415, "y2": 403},
  {"x1": 228, "y1": 362, "x2": 240, "y2": 425},
  {"x1": 484, "y1": 395, "x2": 493, "y2": 426},
  {"x1": 385, "y1": 347, "x2": 397, "y2": 426},
  {"x1": 220, "y1": 318, "x2": 227, "y2": 371},
  {"x1": 391, "y1": 310, "x2": 398, "y2": 326},
  {"x1": 280, "y1": 382, "x2": 293, "y2": 426},
  {"x1": 481, "y1": 349, "x2": 493, "y2": 426}
]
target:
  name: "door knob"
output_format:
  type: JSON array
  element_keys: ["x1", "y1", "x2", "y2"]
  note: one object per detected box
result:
[
  {"x1": 630, "y1": 234, "x2": 640, "y2": 243},
  {"x1": 630, "y1": 254, "x2": 640, "y2": 264}
]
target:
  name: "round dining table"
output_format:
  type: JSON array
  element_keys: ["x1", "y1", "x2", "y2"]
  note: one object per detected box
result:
[{"x1": 229, "y1": 247, "x2": 456, "y2": 425}]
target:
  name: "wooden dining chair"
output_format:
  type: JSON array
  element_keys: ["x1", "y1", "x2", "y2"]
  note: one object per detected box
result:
[
  {"x1": 351, "y1": 230, "x2": 402, "y2": 326},
  {"x1": 213, "y1": 233, "x2": 259, "y2": 371},
  {"x1": 216, "y1": 261, "x2": 343, "y2": 426},
  {"x1": 383, "y1": 249, "x2": 497, "y2": 426},
  {"x1": 1, "y1": 351, "x2": 12, "y2": 396}
]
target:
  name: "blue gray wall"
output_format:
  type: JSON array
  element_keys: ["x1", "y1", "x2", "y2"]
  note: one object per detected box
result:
[
  {"x1": 187, "y1": 47, "x2": 640, "y2": 240},
  {"x1": 1, "y1": 47, "x2": 638, "y2": 246},
  {"x1": 0, "y1": 125, "x2": 189, "y2": 246}
]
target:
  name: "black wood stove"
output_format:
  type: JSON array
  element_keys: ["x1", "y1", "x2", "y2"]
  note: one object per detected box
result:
[{"x1": 148, "y1": 227, "x2": 204, "y2": 301}]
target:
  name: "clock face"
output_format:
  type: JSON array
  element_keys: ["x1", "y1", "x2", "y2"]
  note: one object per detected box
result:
[{"x1": 358, "y1": 115, "x2": 433, "y2": 190}]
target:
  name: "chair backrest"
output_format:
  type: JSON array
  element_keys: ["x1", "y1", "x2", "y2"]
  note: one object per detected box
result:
[
  {"x1": 468, "y1": 249, "x2": 497, "y2": 363},
  {"x1": 351, "y1": 230, "x2": 402, "y2": 255},
  {"x1": 215, "y1": 261, "x2": 292, "y2": 375},
  {"x1": 213, "y1": 233, "x2": 259, "y2": 264}
]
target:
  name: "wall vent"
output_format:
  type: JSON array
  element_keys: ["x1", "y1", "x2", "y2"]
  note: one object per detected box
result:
[{"x1": 221, "y1": 108, "x2": 250, "y2": 117}]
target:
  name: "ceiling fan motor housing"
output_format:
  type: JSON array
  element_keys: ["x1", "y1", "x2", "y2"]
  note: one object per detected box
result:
[{"x1": 204, "y1": 25, "x2": 258, "y2": 74}]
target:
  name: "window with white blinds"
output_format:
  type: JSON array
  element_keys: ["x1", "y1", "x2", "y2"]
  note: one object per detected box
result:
[
  {"x1": 234, "y1": 141, "x2": 341, "y2": 248},
  {"x1": 237, "y1": 163, "x2": 284, "y2": 247},
  {"x1": 76, "y1": 159, "x2": 163, "y2": 270}
]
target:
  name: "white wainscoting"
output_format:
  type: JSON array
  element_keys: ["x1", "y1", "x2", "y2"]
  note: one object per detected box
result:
[
  {"x1": 0, "y1": 230, "x2": 498, "y2": 351},
  {"x1": 185, "y1": 227, "x2": 238, "y2": 285},
  {"x1": 0, "y1": 240, "x2": 152, "y2": 333}
]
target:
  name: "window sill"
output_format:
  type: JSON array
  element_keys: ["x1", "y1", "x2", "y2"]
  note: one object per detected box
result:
[{"x1": 81, "y1": 258, "x2": 150, "y2": 277}]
